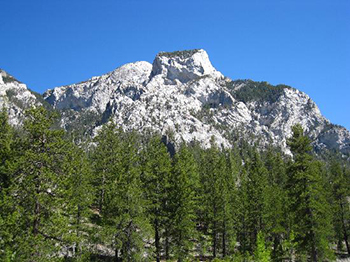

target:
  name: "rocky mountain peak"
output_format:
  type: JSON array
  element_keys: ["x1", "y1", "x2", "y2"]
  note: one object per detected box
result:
[
  {"x1": 150, "y1": 49, "x2": 222, "y2": 84},
  {"x1": 0, "y1": 69, "x2": 21, "y2": 85},
  {"x1": 2, "y1": 50, "x2": 350, "y2": 156}
]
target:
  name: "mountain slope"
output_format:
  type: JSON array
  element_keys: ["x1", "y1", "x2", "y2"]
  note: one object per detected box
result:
[
  {"x1": 0, "y1": 69, "x2": 44, "y2": 125},
  {"x1": 6, "y1": 49, "x2": 350, "y2": 154}
]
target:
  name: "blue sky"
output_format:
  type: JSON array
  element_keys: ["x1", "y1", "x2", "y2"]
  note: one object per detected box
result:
[{"x1": 1, "y1": 0, "x2": 349, "y2": 129}]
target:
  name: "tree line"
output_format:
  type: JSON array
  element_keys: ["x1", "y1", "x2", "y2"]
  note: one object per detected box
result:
[{"x1": 0, "y1": 106, "x2": 349, "y2": 261}]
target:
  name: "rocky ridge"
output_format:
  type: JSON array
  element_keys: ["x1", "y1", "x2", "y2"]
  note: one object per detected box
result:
[
  {"x1": 0, "y1": 69, "x2": 42, "y2": 125},
  {"x1": 1, "y1": 50, "x2": 349, "y2": 154},
  {"x1": 42, "y1": 49, "x2": 350, "y2": 154}
]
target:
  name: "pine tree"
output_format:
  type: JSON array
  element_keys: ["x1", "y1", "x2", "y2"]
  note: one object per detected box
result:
[
  {"x1": 254, "y1": 231, "x2": 271, "y2": 262},
  {"x1": 221, "y1": 149, "x2": 241, "y2": 257},
  {"x1": 91, "y1": 122, "x2": 121, "y2": 214},
  {"x1": 263, "y1": 150, "x2": 289, "y2": 261},
  {"x1": 199, "y1": 144, "x2": 221, "y2": 258},
  {"x1": 198, "y1": 140, "x2": 235, "y2": 259},
  {"x1": 141, "y1": 135, "x2": 172, "y2": 262},
  {"x1": 329, "y1": 161, "x2": 350, "y2": 255},
  {"x1": 92, "y1": 124, "x2": 151, "y2": 261},
  {"x1": 0, "y1": 109, "x2": 18, "y2": 260},
  {"x1": 236, "y1": 149, "x2": 268, "y2": 255},
  {"x1": 61, "y1": 143, "x2": 94, "y2": 259},
  {"x1": 0, "y1": 108, "x2": 13, "y2": 189},
  {"x1": 287, "y1": 124, "x2": 334, "y2": 261},
  {"x1": 168, "y1": 144, "x2": 199, "y2": 261},
  {"x1": 7, "y1": 106, "x2": 77, "y2": 261}
]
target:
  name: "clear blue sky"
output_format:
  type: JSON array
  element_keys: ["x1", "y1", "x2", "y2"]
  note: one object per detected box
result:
[{"x1": 1, "y1": 0, "x2": 349, "y2": 129}]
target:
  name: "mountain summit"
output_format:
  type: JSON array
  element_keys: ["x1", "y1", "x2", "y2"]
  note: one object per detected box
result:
[
  {"x1": 150, "y1": 49, "x2": 223, "y2": 84},
  {"x1": 1, "y1": 50, "x2": 350, "y2": 154}
]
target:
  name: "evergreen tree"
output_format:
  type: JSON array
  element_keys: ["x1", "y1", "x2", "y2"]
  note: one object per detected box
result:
[
  {"x1": 141, "y1": 135, "x2": 172, "y2": 262},
  {"x1": 92, "y1": 124, "x2": 151, "y2": 261},
  {"x1": 91, "y1": 122, "x2": 121, "y2": 213},
  {"x1": 61, "y1": 144, "x2": 94, "y2": 260},
  {"x1": 198, "y1": 140, "x2": 235, "y2": 258},
  {"x1": 0, "y1": 108, "x2": 13, "y2": 189},
  {"x1": 221, "y1": 149, "x2": 241, "y2": 257},
  {"x1": 7, "y1": 107, "x2": 77, "y2": 261},
  {"x1": 263, "y1": 150, "x2": 289, "y2": 261},
  {"x1": 329, "y1": 161, "x2": 350, "y2": 255},
  {"x1": 168, "y1": 144, "x2": 199, "y2": 261},
  {"x1": 254, "y1": 231, "x2": 271, "y2": 262},
  {"x1": 0, "y1": 109, "x2": 18, "y2": 260},
  {"x1": 236, "y1": 149, "x2": 268, "y2": 255},
  {"x1": 287, "y1": 124, "x2": 334, "y2": 261}
]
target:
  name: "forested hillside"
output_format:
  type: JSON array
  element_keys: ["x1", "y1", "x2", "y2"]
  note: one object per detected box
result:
[{"x1": 1, "y1": 106, "x2": 350, "y2": 261}]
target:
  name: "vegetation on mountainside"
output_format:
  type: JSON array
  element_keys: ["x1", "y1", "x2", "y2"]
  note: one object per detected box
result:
[
  {"x1": 226, "y1": 80, "x2": 293, "y2": 104},
  {"x1": 1, "y1": 71, "x2": 21, "y2": 84},
  {"x1": 1, "y1": 106, "x2": 349, "y2": 261},
  {"x1": 158, "y1": 49, "x2": 201, "y2": 59}
]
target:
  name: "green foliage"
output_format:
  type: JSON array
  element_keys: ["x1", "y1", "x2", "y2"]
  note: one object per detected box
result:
[
  {"x1": 227, "y1": 80, "x2": 291, "y2": 104},
  {"x1": 198, "y1": 140, "x2": 238, "y2": 258},
  {"x1": 0, "y1": 107, "x2": 94, "y2": 261},
  {"x1": 236, "y1": 150, "x2": 268, "y2": 255},
  {"x1": 141, "y1": 135, "x2": 172, "y2": 261},
  {"x1": 4, "y1": 89, "x2": 17, "y2": 100},
  {"x1": 62, "y1": 109, "x2": 102, "y2": 139},
  {"x1": 92, "y1": 123, "x2": 152, "y2": 261},
  {"x1": 5, "y1": 89, "x2": 26, "y2": 108},
  {"x1": 287, "y1": 124, "x2": 335, "y2": 261},
  {"x1": 0, "y1": 109, "x2": 13, "y2": 189},
  {"x1": 0, "y1": 109, "x2": 348, "y2": 261},
  {"x1": 168, "y1": 144, "x2": 200, "y2": 261},
  {"x1": 29, "y1": 89, "x2": 53, "y2": 111},
  {"x1": 158, "y1": 49, "x2": 201, "y2": 59},
  {"x1": 0, "y1": 109, "x2": 17, "y2": 260},
  {"x1": 1, "y1": 72, "x2": 20, "y2": 84},
  {"x1": 254, "y1": 232, "x2": 271, "y2": 262},
  {"x1": 263, "y1": 150, "x2": 289, "y2": 261},
  {"x1": 62, "y1": 144, "x2": 94, "y2": 259},
  {"x1": 329, "y1": 160, "x2": 350, "y2": 255}
]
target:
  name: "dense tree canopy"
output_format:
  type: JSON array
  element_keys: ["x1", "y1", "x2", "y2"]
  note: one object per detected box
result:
[{"x1": 0, "y1": 107, "x2": 349, "y2": 261}]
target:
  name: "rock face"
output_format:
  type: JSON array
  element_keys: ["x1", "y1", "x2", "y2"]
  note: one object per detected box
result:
[
  {"x1": 0, "y1": 69, "x2": 41, "y2": 125},
  {"x1": 6, "y1": 49, "x2": 350, "y2": 154}
]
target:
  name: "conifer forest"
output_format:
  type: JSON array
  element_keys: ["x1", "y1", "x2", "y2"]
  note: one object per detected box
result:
[{"x1": 1, "y1": 107, "x2": 350, "y2": 262}]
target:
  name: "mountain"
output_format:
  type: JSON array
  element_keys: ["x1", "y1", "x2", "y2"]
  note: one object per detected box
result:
[
  {"x1": 42, "y1": 49, "x2": 350, "y2": 155},
  {"x1": 1, "y1": 50, "x2": 349, "y2": 155},
  {"x1": 0, "y1": 69, "x2": 44, "y2": 125}
]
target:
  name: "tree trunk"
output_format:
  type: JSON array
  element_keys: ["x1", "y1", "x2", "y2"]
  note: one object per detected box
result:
[
  {"x1": 272, "y1": 235, "x2": 279, "y2": 261},
  {"x1": 213, "y1": 221, "x2": 217, "y2": 258},
  {"x1": 155, "y1": 219, "x2": 161, "y2": 262},
  {"x1": 311, "y1": 229, "x2": 318, "y2": 262},
  {"x1": 165, "y1": 227, "x2": 170, "y2": 260},
  {"x1": 77, "y1": 204, "x2": 81, "y2": 235},
  {"x1": 99, "y1": 174, "x2": 106, "y2": 212},
  {"x1": 115, "y1": 232, "x2": 121, "y2": 262},
  {"x1": 33, "y1": 200, "x2": 40, "y2": 236},
  {"x1": 115, "y1": 247, "x2": 122, "y2": 262},
  {"x1": 340, "y1": 202, "x2": 350, "y2": 255},
  {"x1": 222, "y1": 221, "x2": 226, "y2": 257},
  {"x1": 32, "y1": 181, "x2": 41, "y2": 261}
]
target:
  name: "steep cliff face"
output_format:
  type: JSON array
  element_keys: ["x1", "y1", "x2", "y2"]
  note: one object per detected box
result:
[
  {"x1": 0, "y1": 69, "x2": 42, "y2": 125},
  {"x1": 3, "y1": 50, "x2": 350, "y2": 154}
]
